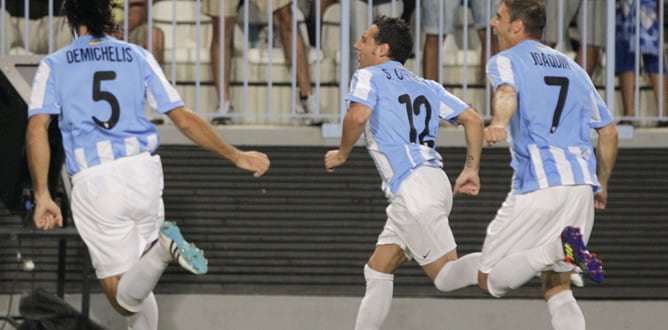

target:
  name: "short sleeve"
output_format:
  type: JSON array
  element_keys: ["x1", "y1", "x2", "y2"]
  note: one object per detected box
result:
[
  {"x1": 141, "y1": 49, "x2": 184, "y2": 114},
  {"x1": 429, "y1": 80, "x2": 469, "y2": 125},
  {"x1": 28, "y1": 60, "x2": 61, "y2": 117},
  {"x1": 487, "y1": 54, "x2": 517, "y2": 93},
  {"x1": 345, "y1": 69, "x2": 377, "y2": 111}
]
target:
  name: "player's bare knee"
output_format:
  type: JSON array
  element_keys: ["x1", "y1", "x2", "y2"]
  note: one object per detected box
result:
[
  {"x1": 541, "y1": 271, "x2": 571, "y2": 300},
  {"x1": 111, "y1": 300, "x2": 135, "y2": 316},
  {"x1": 367, "y1": 245, "x2": 405, "y2": 274},
  {"x1": 477, "y1": 271, "x2": 491, "y2": 296}
]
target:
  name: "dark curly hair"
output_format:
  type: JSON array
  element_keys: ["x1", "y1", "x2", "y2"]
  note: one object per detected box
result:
[
  {"x1": 372, "y1": 16, "x2": 413, "y2": 65},
  {"x1": 62, "y1": 0, "x2": 116, "y2": 37}
]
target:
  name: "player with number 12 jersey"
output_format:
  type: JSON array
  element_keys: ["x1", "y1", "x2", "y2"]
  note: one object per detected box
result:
[
  {"x1": 486, "y1": 40, "x2": 614, "y2": 194},
  {"x1": 346, "y1": 61, "x2": 470, "y2": 196}
]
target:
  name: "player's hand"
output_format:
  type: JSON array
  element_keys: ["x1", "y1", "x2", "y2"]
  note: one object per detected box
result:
[
  {"x1": 453, "y1": 168, "x2": 480, "y2": 196},
  {"x1": 484, "y1": 124, "x2": 508, "y2": 146},
  {"x1": 594, "y1": 188, "x2": 608, "y2": 209},
  {"x1": 324, "y1": 150, "x2": 347, "y2": 172},
  {"x1": 235, "y1": 151, "x2": 270, "y2": 177},
  {"x1": 33, "y1": 198, "x2": 63, "y2": 230}
]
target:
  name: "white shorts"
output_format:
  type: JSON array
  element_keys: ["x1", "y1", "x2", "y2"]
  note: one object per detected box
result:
[
  {"x1": 71, "y1": 152, "x2": 165, "y2": 279},
  {"x1": 378, "y1": 166, "x2": 457, "y2": 266},
  {"x1": 479, "y1": 185, "x2": 595, "y2": 274}
]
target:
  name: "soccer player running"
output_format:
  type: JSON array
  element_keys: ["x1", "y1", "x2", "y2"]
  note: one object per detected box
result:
[
  {"x1": 324, "y1": 16, "x2": 484, "y2": 330},
  {"x1": 26, "y1": 1, "x2": 269, "y2": 329},
  {"x1": 479, "y1": 1, "x2": 618, "y2": 329}
]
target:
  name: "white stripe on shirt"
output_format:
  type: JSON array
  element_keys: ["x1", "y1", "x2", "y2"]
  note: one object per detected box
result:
[
  {"x1": 496, "y1": 56, "x2": 515, "y2": 86},
  {"x1": 404, "y1": 144, "x2": 416, "y2": 168},
  {"x1": 569, "y1": 146, "x2": 593, "y2": 185},
  {"x1": 528, "y1": 144, "x2": 548, "y2": 189},
  {"x1": 147, "y1": 134, "x2": 158, "y2": 152},
  {"x1": 96, "y1": 140, "x2": 114, "y2": 163},
  {"x1": 590, "y1": 91, "x2": 602, "y2": 124},
  {"x1": 147, "y1": 54, "x2": 181, "y2": 103},
  {"x1": 439, "y1": 101, "x2": 455, "y2": 119},
  {"x1": 28, "y1": 63, "x2": 50, "y2": 111},
  {"x1": 125, "y1": 136, "x2": 140, "y2": 156},
  {"x1": 352, "y1": 69, "x2": 372, "y2": 100},
  {"x1": 366, "y1": 126, "x2": 394, "y2": 185},
  {"x1": 550, "y1": 146, "x2": 574, "y2": 185},
  {"x1": 74, "y1": 148, "x2": 88, "y2": 170}
]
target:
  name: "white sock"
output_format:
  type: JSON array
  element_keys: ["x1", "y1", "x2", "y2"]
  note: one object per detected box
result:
[
  {"x1": 547, "y1": 290, "x2": 585, "y2": 330},
  {"x1": 434, "y1": 252, "x2": 480, "y2": 292},
  {"x1": 354, "y1": 264, "x2": 394, "y2": 330},
  {"x1": 487, "y1": 239, "x2": 564, "y2": 297},
  {"x1": 117, "y1": 242, "x2": 172, "y2": 312},
  {"x1": 127, "y1": 292, "x2": 159, "y2": 330}
]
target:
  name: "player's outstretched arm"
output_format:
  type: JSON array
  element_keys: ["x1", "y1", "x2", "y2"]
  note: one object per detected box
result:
[
  {"x1": 26, "y1": 114, "x2": 63, "y2": 230},
  {"x1": 484, "y1": 84, "x2": 517, "y2": 146},
  {"x1": 594, "y1": 122, "x2": 618, "y2": 209},
  {"x1": 168, "y1": 107, "x2": 270, "y2": 177},
  {"x1": 324, "y1": 103, "x2": 371, "y2": 172},
  {"x1": 454, "y1": 108, "x2": 483, "y2": 196}
]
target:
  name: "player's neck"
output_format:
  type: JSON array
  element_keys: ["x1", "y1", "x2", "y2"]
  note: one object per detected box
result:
[{"x1": 76, "y1": 26, "x2": 90, "y2": 38}]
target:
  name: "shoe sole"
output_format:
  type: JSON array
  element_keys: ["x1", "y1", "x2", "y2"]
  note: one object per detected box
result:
[{"x1": 159, "y1": 222, "x2": 208, "y2": 275}]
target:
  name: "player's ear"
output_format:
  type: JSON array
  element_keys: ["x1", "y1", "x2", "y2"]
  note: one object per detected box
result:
[
  {"x1": 511, "y1": 19, "x2": 523, "y2": 34},
  {"x1": 379, "y1": 43, "x2": 390, "y2": 58}
]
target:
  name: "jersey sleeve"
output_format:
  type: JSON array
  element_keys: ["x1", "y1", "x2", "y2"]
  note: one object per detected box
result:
[
  {"x1": 28, "y1": 59, "x2": 61, "y2": 117},
  {"x1": 585, "y1": 77, "x2": 614, "y2": 128},
  {"x1": 487, "y1": 53, "x2": 517, "y2": 93},
  {"x1": 140, "y1": 48, "x2": 184, "y2": 114},
  {"x1": 430, "y1": 80, "x2": 469, "y2": 125},
  {"x1": 345, "y1": 69, "x2": 377, "y2": 111}
]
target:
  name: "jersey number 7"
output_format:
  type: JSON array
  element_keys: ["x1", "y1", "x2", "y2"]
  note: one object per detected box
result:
[{"x1": 544, "y1": 76, "x2": 569, "y2": 133}]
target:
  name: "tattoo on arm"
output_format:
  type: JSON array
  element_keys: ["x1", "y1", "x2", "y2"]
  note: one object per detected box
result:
[{"x1": 466, "y1": 153, "x2": 474, "y2": 168}]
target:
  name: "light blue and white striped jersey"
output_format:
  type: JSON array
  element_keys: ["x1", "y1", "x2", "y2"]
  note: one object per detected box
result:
[
  {"x1": 487, "y1": 40, "x2": 613, "y2": 194},
  {"x1": 346, "y1": 60, "x2": 469, "y2": 195},
  {"x1": 28, "y1": 35, "x2": 184, "y2": 175}
]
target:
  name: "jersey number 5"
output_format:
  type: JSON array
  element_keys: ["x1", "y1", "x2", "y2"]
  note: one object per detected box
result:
[
  {"x1": 92, "y1": 71, "x2": 120, "y2": 130},
  {"x1": 398, "y1": 94, "x2": 434, "y2": 147},
  {"x1": 544, "y1": 76, "x2": 569, "y2": 133}
]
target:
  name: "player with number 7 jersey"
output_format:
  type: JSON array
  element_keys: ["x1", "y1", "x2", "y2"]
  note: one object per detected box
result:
[
  {"x1": 479, "y1": 2, "x2": 618, "y2": 329},
  {"x1": 486, "y1": 39, "x2": 614, "y2": 194}
]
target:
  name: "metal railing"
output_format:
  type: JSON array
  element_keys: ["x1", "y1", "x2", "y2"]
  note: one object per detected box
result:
[{"x1": 1, "y1": 0, "x2": 665, "y2": 126}]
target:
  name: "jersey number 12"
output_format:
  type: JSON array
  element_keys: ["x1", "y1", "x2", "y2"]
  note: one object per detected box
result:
[{"x1": 398, "y1": 94, "x2": 434, "y2": 147}]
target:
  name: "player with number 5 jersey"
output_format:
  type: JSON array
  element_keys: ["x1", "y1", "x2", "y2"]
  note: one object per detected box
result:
[
  {"x1": 324, "y1": 16, "x2": 484, "y2": 330},
  {"x1": 26, "y1": 1, "x2": 269, "y2": 329}
]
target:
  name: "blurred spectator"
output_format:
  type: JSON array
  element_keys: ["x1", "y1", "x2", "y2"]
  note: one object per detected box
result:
[
  {"x1": 2, "y1": 0, "x2": 71, "y2": 54},
  {"x1": 311, "y1": 0, "x2": 409, "y2": 77},
  {"x1": 616, "y1": 0, "x2": 667, "y2": 126},
  {"x1": 543, "y1": 0, "x2": 607, "y2": 76},
  {"x1": 111, "y1": 0, "x2": 165, "y2": 64},
  {"x1": 421, "y1": 0, "x2": 498, "y2": 82},
  {"x1": 202, "y1": 0, "x2": 318, "y2": 125}
]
